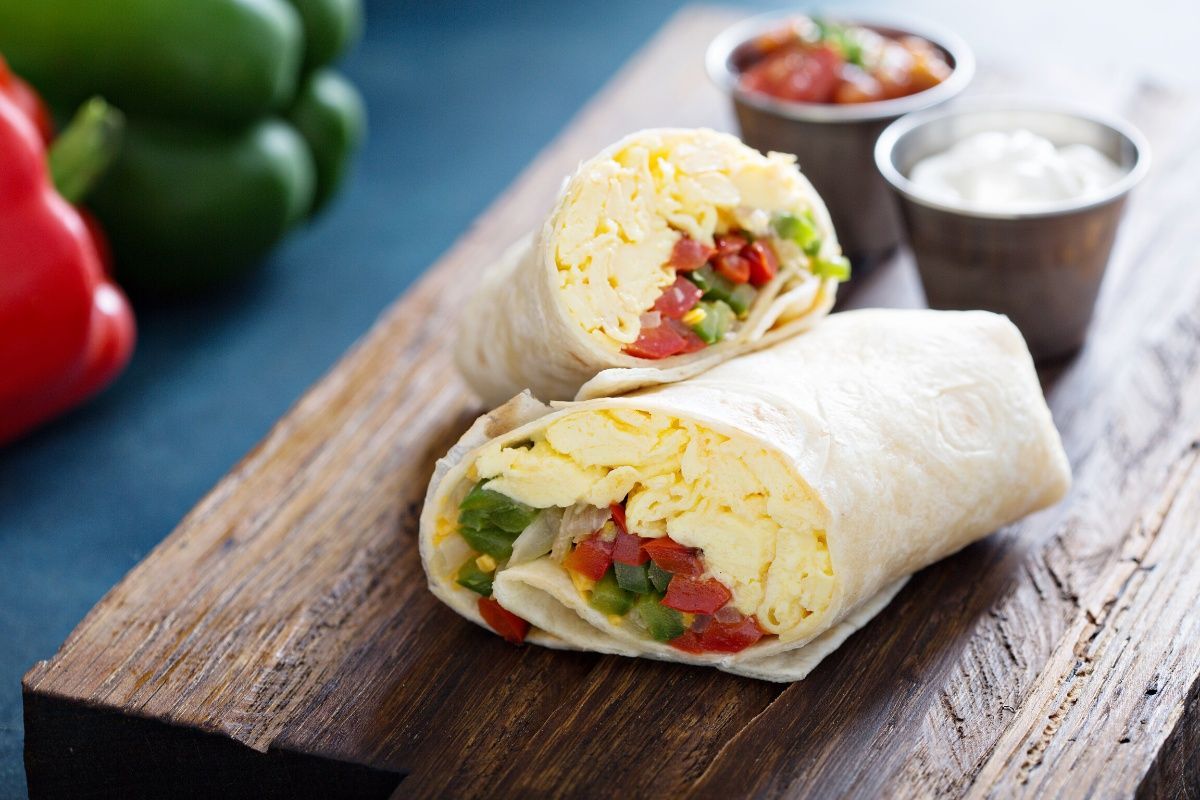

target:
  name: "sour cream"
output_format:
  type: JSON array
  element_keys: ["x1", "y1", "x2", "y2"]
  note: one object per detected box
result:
[{"x1": 909, "y1": 129, "x2": 1125, "y2": 212}]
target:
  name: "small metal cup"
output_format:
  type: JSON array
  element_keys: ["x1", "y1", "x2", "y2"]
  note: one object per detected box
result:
[
  {"x1": 706, "y1": 12, "x2": 974, "y2": 268},
  {"x1": 875, "y1": 104, "x2": 1150, "y2": 361}
]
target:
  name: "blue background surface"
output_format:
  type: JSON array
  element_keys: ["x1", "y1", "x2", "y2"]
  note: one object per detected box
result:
[{"x1": 0, "y1": 0, "x2": 1191, "y2": 795}]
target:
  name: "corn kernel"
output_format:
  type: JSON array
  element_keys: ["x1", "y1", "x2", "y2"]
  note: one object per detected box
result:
[
  {"x1": 475, "y1": 554, "x2": 497, "y2": 572},
  {"x1": 607, "y1": 615, "x2": 624, "y2": 626},
  {"x1": 681, "y1": 307, "x2": 707, "y2": 325}
]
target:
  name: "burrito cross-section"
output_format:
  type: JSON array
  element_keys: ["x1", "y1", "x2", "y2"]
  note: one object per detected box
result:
[
  {"x1": 454, "y1": 128, "x2": 849, "y2": 406},
  {"x1": 424, "y1": 309, "x2": 1071, "y2": 681}
]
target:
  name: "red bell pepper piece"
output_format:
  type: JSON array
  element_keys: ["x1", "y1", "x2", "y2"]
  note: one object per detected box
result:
[
  {"x1": 477, "y1": 597, "x2": 530, "y2": 644},
  {"x1": 696, "y1": 614, "x2": 766, "y2": 653},
  {"x1": 668, "y1": 236, "x2": 715, "y2": 271},
  {"x1": 609, "y1": 502, "x2": 627, "y2": 534},
  {"x1": 713, "y1": 252, "x2": 751, "y2": 284},
  {"x1": 662, "y1": 576, "x2": 733, "y2": 614},
  {"x1": 612, "y1": 528, "x2": 649, "y2": 566},
  {"x1": 652, "y1": 275, "x2": 703, "y2": 319},
  {"x1": 0, "y1": 83, "x2": 135, "y2": 445},
  {"x1": 563, "y1": 533, "x2": 614, "y2": 581},
  {"x1": 744, "y1": 240, "x2": 779, "y2": 286},
  {"x1": 0, "y1": 54, "x2": 53, "y2": 143},
  {"x1": 668, "y1": 629, "x2": 706, "y2": 654},
  {"x1": 643, "y1": 536, "x2": 704, "y2": 577},
  {"x1": 714, "y1": 232, "x2": 747, "y2": 255}
]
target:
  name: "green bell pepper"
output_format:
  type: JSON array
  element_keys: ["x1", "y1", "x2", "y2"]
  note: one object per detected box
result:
[
  {"x1": 635, "y1": 594, "x2": 685, "y2": 642},
  {"x1": 589, "y1": 569, "x2": 635, "y2": 616},
  {"x1": 90, "y1": 117, "x2": 316, "y2": 294},
  {"x1": 614, "y1": 561, "x2": 653, "y2": 594},
  {"x1": 689, "y1": 300, "x2": 735, "y2": 344},
  {"x1": 0, "y1": 0, "x2": 367, "y2": 293},
  {"x1": 456, "y1": 558, "x2": 494, "y2": 597},
  {"x1": 286, "y1": 0, "x2": 363, "y2": 70},
  {"x1": 0, "y1": 0, "x2": 303, "y2": 127},
  {"x1": 288, "y1": 68, "x2": 366, "y2": 214}
]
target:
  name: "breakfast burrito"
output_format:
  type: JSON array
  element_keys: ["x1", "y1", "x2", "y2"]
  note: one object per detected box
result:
[
  {"x1": 423, "y1": 309, "x2": 1071, "y2": 681},
  {"x1": 455, "y1": 128, "x2": 848, "y2": 406}
]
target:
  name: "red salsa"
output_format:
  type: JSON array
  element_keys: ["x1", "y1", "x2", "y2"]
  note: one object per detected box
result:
[{"x1": 737, "y1": 18, "x2": 952, "y2": 105}]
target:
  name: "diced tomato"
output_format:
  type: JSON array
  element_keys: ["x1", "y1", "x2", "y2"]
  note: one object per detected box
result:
[
  {"x1": 478, "y1": 597, "x2": 530, "y2": 644},
  {"x1": 662, "y1": 576, "x2": 733, "y2": 614},
  {"x1": 714, "y1": 233, "x2": 748, "y2": 255},
  {"x1": 653, "y1": 276, "x2": 703, "y2": 319},
  {"x1": 744, "y1": 241, "x2": 778, "y2": 286},
  {"x1": 642, "y1": 536, "x2": 703, "y2": 577},
  {"x1": 713, "y1": 252, "x2": 750, "y2": 284},
  {"x1": 624, "y1": 322, "x2": 689, "y2": 359},
  {"x1": 668, "y1": 629, "x2": 706, "y2": 654},
  {"x1": 609, "y1": 503, "x2": 627, "y2": 534},
  {"x1": 563, "y1": 534, "x2": 614, "y2": 581},
  {"x1": 698, "y1": 614, "x2": 765, "y2": 653},
  {"x1": 667, "y1": 319, "x2": 708, "y2": 354},
  {"x1": 612, "y1": 528, "x2": 649, "y2": 566},
  {"x1": 739, "y1": 43, "x2": 843, "y2": 104},
  {"x1": 669, "y1": 236, "x2": 715, "y2": 271}
]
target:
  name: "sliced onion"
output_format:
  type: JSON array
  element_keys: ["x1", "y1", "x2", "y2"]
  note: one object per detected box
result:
[
  {"x1": 639, "y1": 311, "x2": 662, "y2": 328},
  {"x1": 509, "y1": 506, "x2": 563, "y2": 566},
  {"x1": 691, "y1": 614, "x2": 712, "y2": 634},
  {"x1": 550, "y1": 503, "x2": 611, "y2": 562}
]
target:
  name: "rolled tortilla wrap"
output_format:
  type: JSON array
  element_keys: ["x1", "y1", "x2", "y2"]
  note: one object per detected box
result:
[
  {"x1": 455, "y1": 128, "x2": 845, "y2": 406},
  {"x1": 423, "y1": 309, "x2": 1071, "y2": 681}
]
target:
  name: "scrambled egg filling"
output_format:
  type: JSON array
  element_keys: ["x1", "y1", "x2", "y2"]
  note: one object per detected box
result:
[
  {"x1": 553, "y1": 131, "x2": 816, "y2": 352},
  {"x1": 471, "y1": 409, "x2": 835, "y2": 637}
]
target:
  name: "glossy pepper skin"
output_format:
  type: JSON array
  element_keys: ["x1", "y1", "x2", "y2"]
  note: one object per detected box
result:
[
  {"x1": 0, "y1": 0, "x2": 303, "y2": 127},
  {"x1": 0, "y1": 93, "x2": 135, "y2": 445},
  {"x1": 91, "y1": 118, "x2": 316, "y2": 294},
  {"x1": 0, "y1": 0, "x2": 364, "y2": 293},
  {"x1": 286, "y1": 0, "x2": 363, "y2": 71},
  {"x1": 287, "y1": 68, "x2": 366, "y2": 214}
]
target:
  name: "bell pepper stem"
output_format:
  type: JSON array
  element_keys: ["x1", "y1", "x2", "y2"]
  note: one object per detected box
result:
[{"x1": 48, "y1": 97, "x2": 124, "y2": 204}]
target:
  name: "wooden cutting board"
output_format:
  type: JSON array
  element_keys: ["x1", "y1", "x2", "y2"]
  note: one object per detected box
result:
[{"x1": 22, "y1": 6, "x2": 1200, "y2": 798}]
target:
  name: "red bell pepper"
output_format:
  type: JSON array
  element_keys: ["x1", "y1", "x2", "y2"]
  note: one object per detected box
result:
[
  {"x1": 643, "y1": 536, "x2": 704, "y2": 577},
  {"x1": 0, "y1": 54, "x2": 53, "y2": 143},
  {"x1": 563, "y1": 532, "x2": 614, "y2": 581},
  {"x1": 662, "y1": 575, "x2": 733, "y2": 614},
  {"x1": 477, "y1": 597, "x2": 530, "y2": 644},
  {"x1": 0, "y1": 69, "x2": 135, "y2": 445}
]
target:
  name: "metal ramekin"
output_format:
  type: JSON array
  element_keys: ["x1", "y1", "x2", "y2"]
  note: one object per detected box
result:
[
  {"x1": 875, "y1": 102, "x2": 1150, "y2": 361},
  {"x1": 707, "y1": 11, "x2": 975, "y2": 268}
]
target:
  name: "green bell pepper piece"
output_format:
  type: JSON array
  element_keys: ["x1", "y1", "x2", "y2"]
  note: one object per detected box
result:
[
  {"x1": 726, "y1": 284, "x2": 757, "y2": 318},
  {"x1": 636, "y1": 594, "x2": 686, "y2": 642},
  {"x1": 90, "y1": 116, "x2": 315, "y2": 294},
  {"x1": 772, "y1": 212, "x2": 822, "y2": 256},
  {"x1": 648, "y1": 562, "x2": 673, "y2": 593},
  {"x1": 458, "y1": 526, "x2": 517, "y2": 561},
  {"x1": 288, "y1": 68, "x2": 367, "y2": 215},
  {"x1": 589, "y1": 569, "x2": 635, "y2": 616},
  {"x1": 614, "y1": 562, "x2": 653, "y2": 594},
  {"x1": 456, "y1": 558, "x2": 494, "y2": 597},
  {"x1": 690, "y1": 300, "x2": 735, "y2": 345},
  {"x1": 813, "y1": 255, "x2": 853, "y2": 282},
  {"x1": 0, "y1": 0, "x2": 303, "y2": 126},
  {"x1": 285, "y1": 0, "x2": 363, "y2": 70},
  {"x1": 459, "y1": 483, "x2": 539, "y2": 533}
]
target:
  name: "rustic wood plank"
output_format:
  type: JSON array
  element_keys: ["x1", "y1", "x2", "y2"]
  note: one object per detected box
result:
[{"x1": 21, "y1": 5, "x2": 1200, "y2": 799}]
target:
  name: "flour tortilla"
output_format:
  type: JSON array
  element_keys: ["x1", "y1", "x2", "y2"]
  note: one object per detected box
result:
[
  {"x1": 454, "y1": 128, "x2": 841, "y2": 406},
  {"x1": 423, "y1": 309, "x2": 1071, "y2": 681}
]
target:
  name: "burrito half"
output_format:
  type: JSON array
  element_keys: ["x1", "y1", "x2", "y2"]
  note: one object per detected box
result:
[
  {"x1": 424, "y1": 309, "x2": 1070, "y2": 681},
  {"x1": 455, "y1": 128, "x2": 847, "y2": 406}
]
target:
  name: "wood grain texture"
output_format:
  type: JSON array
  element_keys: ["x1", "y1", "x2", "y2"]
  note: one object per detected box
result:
[{"x1": 21, "y1": 6, "x2": 1200, "y2": 798}]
